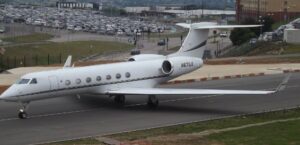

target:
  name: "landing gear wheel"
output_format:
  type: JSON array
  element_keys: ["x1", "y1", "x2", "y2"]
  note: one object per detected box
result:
[
  {"x1": 18, "y1": 110, "x2": 28, "y2": 119},
  {"x1": 147, "y1": 95, "x2": 159, "y2": 109},
  {"x1": 18, "y1": 102, "x2": 30, "y2": 119},
  {"x1": 114, "y1": 95, "x2": 125, "y2": 105}
]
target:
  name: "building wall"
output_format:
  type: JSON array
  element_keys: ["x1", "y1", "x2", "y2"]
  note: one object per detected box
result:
[
  {"x1": 284, "y1": 29, "x2": 300, "y2": 44},
  {"x1": 237, "y1": 0, "x2": 300, "y2": 22},
  {"x1": 56, "y1": 2, "x2": 98, "y2": 10}
]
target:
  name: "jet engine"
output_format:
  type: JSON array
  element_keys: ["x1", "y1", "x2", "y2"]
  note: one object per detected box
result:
[{"x1": 161, "y1": 60, "x2": 173, "y2": 75}]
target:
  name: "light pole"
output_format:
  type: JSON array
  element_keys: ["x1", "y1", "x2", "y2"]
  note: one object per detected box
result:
[
  {"x1": 258, "y1": 16, "x2": 265, "y2": 37},
  {"x1": 286, "y1": 4, "x2": 296, "y2": 22},
  {"x1": 279, "y1": 9, "x2": 283, "y2": 23}
]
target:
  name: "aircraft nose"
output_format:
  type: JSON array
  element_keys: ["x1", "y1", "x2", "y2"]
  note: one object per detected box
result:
[
  {"x1": 0, "y1": 91, "x2": 10, "y2": 100},
  {"x1": 0, "y1": 87, "x2": 15, "y2": 100}
]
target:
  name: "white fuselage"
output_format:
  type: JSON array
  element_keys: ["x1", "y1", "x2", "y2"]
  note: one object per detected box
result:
[{"x1": 0, "y1": 56, "x2": 203, "y2": 102}]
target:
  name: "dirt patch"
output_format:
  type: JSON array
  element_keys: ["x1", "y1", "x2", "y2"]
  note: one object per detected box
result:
[{"x1": 0, "y1": 86, "x2": 9, "y2": 94}]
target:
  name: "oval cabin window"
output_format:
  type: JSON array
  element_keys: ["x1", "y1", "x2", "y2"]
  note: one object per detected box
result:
[{"x1": 86, "y1": 77, "x2": 92, "y2": 83}]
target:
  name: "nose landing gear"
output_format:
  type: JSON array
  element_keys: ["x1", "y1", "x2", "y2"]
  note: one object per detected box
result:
[
  {"x1": 18, "y1": 102, "x2": 29, "y2": 119},
  {"x1": 18, "y1": 109, "x2": 28, "y2": 119},
  {"x1": 147, "y1": 95, "x2": 159, "y2": 109}
]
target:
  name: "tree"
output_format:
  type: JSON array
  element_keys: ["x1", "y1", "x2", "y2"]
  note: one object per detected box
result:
[
  {"x1": 242, "y1": 17, "x2": 260, "y2": 37},
  {"x1": 230, "y1": 16, "x2": 275, "y2": 45},
  {"x1": 261, "y1": 16, "x2": 275, "y2": 32},
  {"x1": 241, "y1": 16, "x2": 275, "y2": 37},
  {"x1": 230, "y1": 28, "x2": 256, "y2": 45}
]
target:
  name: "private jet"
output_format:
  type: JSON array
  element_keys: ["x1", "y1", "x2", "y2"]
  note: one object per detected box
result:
[{"x1": 0, "y1": 22, "x2": 290, "y2": 119}]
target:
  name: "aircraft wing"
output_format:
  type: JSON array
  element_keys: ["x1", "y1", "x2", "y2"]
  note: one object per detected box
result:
[
  {"x1": 106, "y1": 74, "x2": 290, "y2": 95},
  {"x1": 107, "y1": 88, "x2": 274, "y2": 95}
]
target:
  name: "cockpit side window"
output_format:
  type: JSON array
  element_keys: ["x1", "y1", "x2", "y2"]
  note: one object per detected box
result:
[
  {"x1": 30, "y1": 78, "x2": 38, "y2": 84},
  {"x1": 16, "y1": 79, "x2": 31, "y2": 84}
]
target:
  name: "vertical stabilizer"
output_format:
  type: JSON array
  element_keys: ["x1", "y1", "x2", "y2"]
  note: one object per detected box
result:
[
  {"x1": 169, "y1": 22, "x2": 261, "y2": 58},
  {"x1": 169, "y1": 22, "x2": 214, "y2": 58}
]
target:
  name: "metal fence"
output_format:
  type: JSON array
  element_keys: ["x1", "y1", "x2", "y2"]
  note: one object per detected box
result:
[{"x1": 0, "y1": 54, "x2": 63, "y2": 72}]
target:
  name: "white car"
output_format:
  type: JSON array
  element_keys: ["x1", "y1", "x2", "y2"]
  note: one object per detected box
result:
[
  {"x1": 0, "y1": 28, "x2": 4, "y2": 33},
  {"x1": 220, "y1": 32, "x2": 228, "y2": 37},
  {"x1": 74, "y1": 26, "x2": 82, "y2": 31},
  {"x1": 249, "y1": 38, "x2": 258, "y2": 44},
  {"x1": 117, "y1": 30, "x2": 124, "y2": 35}
]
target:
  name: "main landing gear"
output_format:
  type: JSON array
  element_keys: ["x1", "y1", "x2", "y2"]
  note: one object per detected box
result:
[
  {"x1": 114, "y1": 95, "x2": 125, "y2": 105},
  {"x1": 113, "y1": 95, "x2": 159, "y2": 109},
  {"x1": 18, "y1": 102, "x2": 29, "y2": 119},
  {"x1": 147, "y1": 95, "x2": 159, "y2": 109}
]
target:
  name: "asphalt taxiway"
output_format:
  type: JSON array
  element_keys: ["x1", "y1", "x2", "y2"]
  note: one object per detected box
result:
[{"x1": 0, "y1": 73, "x2": 299, "y2": 145}]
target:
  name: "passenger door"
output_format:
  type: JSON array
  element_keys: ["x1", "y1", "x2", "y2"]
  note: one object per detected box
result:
[{"x1": 48, "y1": 76, "x2": 59, "y2": 91}]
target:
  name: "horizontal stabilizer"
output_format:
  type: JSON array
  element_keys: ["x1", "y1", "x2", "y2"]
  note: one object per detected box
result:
[
  {"x1": 170, "y1": 22, "x2": 261, "y2": 58},
  {"x1": 275, "y1": 74, "x2": 291, "y2": 92},
  {"x1": 176, "y1": 22, "x2": 261, "y2": 30}
]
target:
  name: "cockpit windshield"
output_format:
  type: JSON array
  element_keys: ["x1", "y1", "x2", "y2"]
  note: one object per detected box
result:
[
  {"x1": 16, "y1": 79, "x2": 31, "y2": 84},
  {"x1": 30, "y1": 78, "x2": 37, "y2": 84},
  {"x1": 16, "y1": 78, "x2": 38, "y2": 85}
]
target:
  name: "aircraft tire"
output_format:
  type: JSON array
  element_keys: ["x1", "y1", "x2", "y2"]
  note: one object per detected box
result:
[
  {"x1": 114, "y1": 95, "x2": 125, "y2": 105},
  {"x1": 147, "y1": 95, "x2": 159, "y2": 109},
  {"x1": 18, "y1": 111, "x2": 28, "y2": 119}
]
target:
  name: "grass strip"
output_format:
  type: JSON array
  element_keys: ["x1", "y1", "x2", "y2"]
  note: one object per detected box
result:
[
  {"x1": 2, "y1": 33, "x2": 54, "y2": 43},
  {"x1": 109, "y1": 108, "x2": 300, "y2": 141}
]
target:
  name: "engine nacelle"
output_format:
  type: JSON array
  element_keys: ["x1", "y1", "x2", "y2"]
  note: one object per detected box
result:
[
  {"x1": 165, "y1": 56, "x2": 203, "y2": 77},
  {"x1": 128, "y1": 54, "x2": 165, "y2": 62},
  {"x1": 161, "y1": 60, "x2": 173, "y2": 75}
]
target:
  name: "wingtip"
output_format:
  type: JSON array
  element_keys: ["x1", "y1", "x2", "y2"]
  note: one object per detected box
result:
[
  {"x1": 63, "y1": 55, "x2": 72, "y2": 68},
  {"x1": 275, "y1": 74, "x2": 292, "y2": 92},
  {"x1": 0, "y1": 94, "x2": 4, "y2": 101}
]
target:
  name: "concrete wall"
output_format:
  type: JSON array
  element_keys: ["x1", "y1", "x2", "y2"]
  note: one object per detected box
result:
[{"x1": 284, "y1": 29, "x2": 300, "y2": 44}]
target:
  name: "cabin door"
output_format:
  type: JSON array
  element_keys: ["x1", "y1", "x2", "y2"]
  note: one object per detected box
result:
[{"x1": 48, "y1": 76, "x2": 59, "y2": 91}]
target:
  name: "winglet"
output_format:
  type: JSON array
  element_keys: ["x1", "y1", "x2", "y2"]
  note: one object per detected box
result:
[
  {"x1": 275, "y1": 74, "x2": 291, "y2": 92},
  {"x1": 63, "y1": 55, "x2": 72, "y2": 68}
]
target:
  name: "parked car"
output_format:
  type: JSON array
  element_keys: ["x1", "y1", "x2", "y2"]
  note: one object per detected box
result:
[
  {"x1": 249, "y1": 38, "x2": 258, "y2": 44},
  {"x1": 74, "y1": 26, "x2": 82, "y2": 31},
  {"x1": 0, "y1": 27, "x2": 5, "y2": 33},
  {"x1": 157, "y1": 39, "x2": 166, "y2": 46},
  {"x1": 263, "y1": 32, "x2": 274, "y2": 41},
  {"x1": 130, "y1": 48, "x2": 141, "y2": 56},
  {"x1": 220, "y1": 32, "x2": 228, "y2": 37}
]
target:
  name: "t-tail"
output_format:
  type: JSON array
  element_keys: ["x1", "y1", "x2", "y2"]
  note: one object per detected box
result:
[{"x1": 169, "y1": 22, "x2": 261, "y2": 58}]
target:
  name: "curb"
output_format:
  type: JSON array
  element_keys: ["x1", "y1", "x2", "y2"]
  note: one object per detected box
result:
[
  {"x1": 167, "y1": 69, "x2": 299, "y2": 85},
  {"x1": 283, "y1": 69, "x2": 300, "y2": 73}
]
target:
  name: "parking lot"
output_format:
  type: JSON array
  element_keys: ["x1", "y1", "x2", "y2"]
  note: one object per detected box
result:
[{"x1": 0, "y1": 5, "x2": 169, "y2": 36}]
